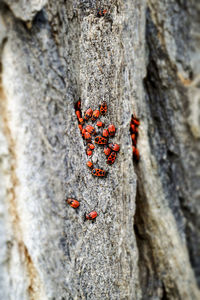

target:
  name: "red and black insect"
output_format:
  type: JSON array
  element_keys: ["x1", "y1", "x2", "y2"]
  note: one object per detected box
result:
[
  {"x1": 102, "y1": 129, "x2": 109, "y2": 138},
  {"x1": 85, "y1": 211, "x2": 98, "y2": 220},
  {"x1": 86, "y1": 148, "x2": 93, "y2": 156},
  {"x1": 67, "y1": 198, "x2": 80, "y2": 208},
  {"x1": 96, "y1": 121, "x2": 105, "y2": 127},
  {"x1": 104, "y1": 145, "x2": 111, "y2": 156},
  {"x1": 131, "y1": 114, "x2": 140, "y2": 126},
  {"x1": 132, "y1": 146, "x2": 140, "y2": 162},
  {"x1": 84, "y1": 132, "x2": 92, "y2": 142},
  {"x1": 78, "y1": 124, "x2": 83, "y2": 131},
  {"x1": 107, "y1": 152, "x2": 117, "y2": 165},
  {"x1": 85, "y1": 125, "x2": 96, "y2": 135},
  {"x1": 94, "y1": 136, "x2": 108, "y2": 145},
  {"x1": 130, "y1": 123, "x2": 137, "y2": 134},
  {"x1": 82, "y1": 128, "x2": 86, "y2": 137},
  {"x1": 75, "y1": 100, "x2": 81, "y2": 111},
  {"x1": 88, "y1": 143, "x2": 95, "y2": 150},
  {"x1": 108, "y1": 124, "x2": 116, "y2": 137},
  {"x1": 100, "y1": 101, "x2": 107, "y2": 115},
  {"x1": 79, "y1": 118, "x2": 84, "y2": 125},
  {"x1": 84, "y1": 108, "x2": 93, "y2": 120},
  {"x1": 76, "y1": 110, "x2": 81, "y2": 119},
  {"x1": 109, "y1": 143, "x2": 120, "y2": 152},
  {"x1": 91, "y1": 168, "x2": 106, "y2": 177},
  {"x1": 131, "y1": 134, "x2": 137, "y2": 146},
  {"x1": 92, "y1": 110, "x2": 100, "y2": 122},
  {"x1": 97, "y1": 9, "x2": 108, "y2": 17},
  {"x1": 87, "y1": 161, "x2": 93, "y2": 168}
]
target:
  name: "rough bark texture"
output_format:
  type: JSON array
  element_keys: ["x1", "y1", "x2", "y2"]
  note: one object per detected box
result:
[{"x1": 0, "y1": 0, "x2": 200, "y2": 299}]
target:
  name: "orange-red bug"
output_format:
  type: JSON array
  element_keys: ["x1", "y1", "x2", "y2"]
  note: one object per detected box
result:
[
  {"x1": 82, "y1": 128, "x2": 86, "y2": 136},
  {"x1": 79, "y1": 118, "x2": 84, "y2": 125},
  {"x1": 97, "y1": 9, "x2": 108, "y2": 17},
  {"x1": 76, "y1": 110, "x2": 81, "y2": 119},
  {"x1": 100, "y1": 101, "x2": 107, "y2": 115},
  {"x1": 91, "y1": 168, "x2": 106, "y2": 177},
  {"x1": 78, "y1": 124, "x2": 83, "y2": 131},
  {"x1": 86, "y1": 148, "x2": 93, "y2": 156},
  {"x1": 75, "y1": 100, "x2": 81, "y2": 110},
  {"x1": 84, "y1": 132, "x2": 92, "y2": 141},
  {"x1": 85, "y1": 125, "x2": 96, "y2": 135},
  {"x1": 67, "y1": 198, "x2": 80, "y2": 208},
  {"x1": 130, "y1": 124, "x2": 136, "y2": 133},
  {"x1": 104, "y1": 145, "x2": 111, "y2": 156},
  {"x1": 131, "y1": 114, "x2": 140, "y2": 126},
  {"x1": 102, "y1": 129, "x2": 109, "y2": 138},
  {"x1": 88, "y1": 143, "x2": 95, "y2": 150},
  {"x1": 131, "y1": 134, "x2": 137, "y2": 145},
  {"x1": 92, "y1": 110, "x2": 100, "y2": 122},
  {"x1": 132, "y1": 119, "x2": 140, "y2": 126},
  {"x1": 109, "y1": 143, "x2": 120, "y2": 152},
  {"x1": 85, "y1": 211, "x2": 98, "y2": 220},
  {"x1": 108, "y1": 124, "x2": 116, "y2": 137},
  {"x1": 87, "y1": 161, "x2": 93, "y2": 168},
  {"x1": 84, "y1": 108, "x2": 93, "y2": 120},
  {"x1": 107, "y1": 152, "x2": 117, "y2": 165},
  {"x1": 132, "y1": 146, "x2": 140, "y2": 161},
  {"x1": 94, "y1": 136, "x2": 108, "y2": 145},
  {"x1": 96, "y1": 121, "x2": 105, "y2": 127}
]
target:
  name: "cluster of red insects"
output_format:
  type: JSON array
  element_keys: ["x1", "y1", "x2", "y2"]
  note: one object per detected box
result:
[
  {"x1": 75, "y1": 99, "x2": 120, "y2": 179},
  {"x1": 130, "y1": 114, "x2": 140, "y2": 161},
  {"x1": 68, "y1": 100, "x2": 140, "y2": 220},
  {"x1": 66, "y1": 99, "x2": 121, "y2": 220},
  {"x1": 67, "y1": 103, "x2": 140, "y2": 220}
]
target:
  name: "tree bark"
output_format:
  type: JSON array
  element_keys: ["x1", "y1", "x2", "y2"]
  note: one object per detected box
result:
[{"x1": 0, "y1": 1, "x2": 200, "y2": 299}]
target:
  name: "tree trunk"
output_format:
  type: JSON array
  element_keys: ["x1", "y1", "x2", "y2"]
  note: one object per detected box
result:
[{"x1": 0, "y1": 1, "x2": 200, "y2": 299}]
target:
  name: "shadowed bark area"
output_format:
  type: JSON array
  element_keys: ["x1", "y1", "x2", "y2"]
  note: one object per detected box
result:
[{"x1": 0, "y1": 1, "x2": 199, "y2": 299}]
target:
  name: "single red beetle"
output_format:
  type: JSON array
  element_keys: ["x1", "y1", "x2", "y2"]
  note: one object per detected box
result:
[
  {"x1": 108, "y1": 124, "x2": 116, "y2": 137},
  {"x1": 85, "y1": 211, "x2": 98, "y2": 220},
  {"x1": 87, "y1": 161, "x2": 93, "y2": 168},
  {"x1": 96, "y1": 121, "x2": 105, "y2": 127},
  {"x1": 132, "y1": 146, "x2": 140, "y2": 161},
  {"x1": 85, "y1": 125, "x2": 96, "y2": 135},
  {"x1": 99, "y1": 101, "x2": 107, "y2": 115},
  {"x1": 97, "y1": 9, "x2": 107, "y2": 17},
  {"x1": 107, "y1": 152, "x2": 117, "y2": 165},
  {"x1": 102, "y1": 129, "x2": 109, "y2": 138},
  {"x1": 75, "y1": 100, "x2": 81, "y2": 110},
  {"x1": 86, "y1": 148, "x2": 93, "y2": 156},
  {"x1": 78, "y1": 124, "x2": 83, "y2": 131},
  {"x1": 91, "y1": 168, "x2": 106, "y2": 177},
  {"x1": 84, "y1": 132, "x2": 92, "y2": 141},
  {"x1": 78, "y1": 118, "x2": 84, "y2": 125},
  {"x1": 104, "y1": 145, "x2": 111, "y2": 156},
  {"x1": 109, "y1": 143, "x2": 120, "y2": 152},
  {"x1": 76, "y1": 110, "x2": 81, "y2": 119},
  {"x1": 88, "y1": 143, "x2": 95, "y2": 150},
  {"x1": 94, "y1": 136, "x2": 108, "y2": 145},
  {"x1": 131, "y1": 134, "x2": 137, "y2": 145},
  {"x1": 67, "y1": 198, "x2": 80, "y2": 208},
  {"x1": 82, "y1": 128, "x2": 86, "y2": 137},
  {"x1": 84, "y1": 108, "x2": 93, "y2": 120},
  {"x1": 92, "y1": 110, "x2": 100, "y2": 122}
]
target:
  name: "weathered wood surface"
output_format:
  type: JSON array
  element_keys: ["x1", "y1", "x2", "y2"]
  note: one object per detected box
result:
[{"x1": 0, "y1": 1, "x2": 200, "y2": 299}]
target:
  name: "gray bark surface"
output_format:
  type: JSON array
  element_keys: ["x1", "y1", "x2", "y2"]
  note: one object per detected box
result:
[{"x1": 0, "y1": 0, "x2": 200, "y2": 299}]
